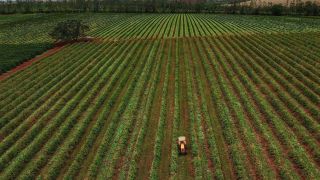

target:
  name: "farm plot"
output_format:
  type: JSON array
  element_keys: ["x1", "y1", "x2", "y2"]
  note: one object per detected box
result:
[
  {"x1": 2, "y1": 13, "x2": 320, "y2": 74},
  {"x1": 0, "y1": 14, "x2": 320, "y2": 179},
  {"x1": 0, "y1": 13, "x2": 132, "y2": 74}
]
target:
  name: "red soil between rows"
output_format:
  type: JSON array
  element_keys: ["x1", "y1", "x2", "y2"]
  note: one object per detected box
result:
[
  {"x1": 0, "y1": 37, "x2": 99, "y2": 82},
  {"x1": 186, "y1": 38, "x2": 215, "y2": 175},
  {"x1": 158, "y1": 40, "x2": 175, "y2": 180},
  {"x1": 136, "y1": 42, "x2": 168, "y2": 179},
  {"x1": 0, "y1": 46, "x2": 64, "y2": 82}
]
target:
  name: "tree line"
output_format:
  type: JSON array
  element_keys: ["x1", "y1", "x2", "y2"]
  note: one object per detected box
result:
[{"x1": 0, "y1": 0, "x2": 319, "y2": 16}]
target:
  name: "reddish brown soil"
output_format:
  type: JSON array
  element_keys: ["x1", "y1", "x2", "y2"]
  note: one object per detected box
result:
[
  {"x1": 204, "y1": 37, "x2": 258, "y2": 179},
  {"x1": 158, "y1": 40, "x2": 175, "y2": 179},
  {"x1": 76, "y1": 41, "x2": 149, "y2": 179},
  {"x1": 36, "y1": 42, "x2": 116, "y2": 178},
  {"x1": 135, "y1": 41, "x2": 168, "y2": 179},
  {"x1": 178, "y1": 39, "x2": 195, "y2": 178},
  {"x1": 218, "y1": 36, "x2": 280, "y2": 176},
  {"x1": 190, "y1": 37, "x2": 236, "y2": 179},
  {"x1": 53, "y1": 37, "x2": 96, "y2": 47},
  {"x1": 186, "y1": 39, "x2": 215, "y2": 175},
  {"x1": 218, "y1": 36, "x2": 280, "y2": 177},
  {"x1": 231, "y1": 34, "x2": 319, "y2": 172},
  {"x1": 221, "y1": 35, "x2": 305, "y2": 178},
  {"x1": 112, "y1": 155, "x2": 126, "y2": 180},
  {"x1": 0, "y1": 46, "x2": 63, "y2": 82},
  {"x1": 112, "y1": 40, "x2": 167, "y2": 180}
]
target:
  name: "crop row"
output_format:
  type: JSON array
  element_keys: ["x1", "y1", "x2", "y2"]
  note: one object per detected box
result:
[
  {"x1": 1, "y1": 16, "x2": 319, "y2": 179},
  {"x1": 45, "y1": 40, "x2": 149, "y2": 179},
  {"x1": 92, "y1": 14, "x2": 320, "y2": 40},
  {"x1": 2, "y1": 14, "x2": 320, "y2": 74},
  {"x1": 0, "y1": 39, "x2": 140, "y2": 179},
  {"x1": 205, "y1": 34, "x2": 320, "y2": 178},
  {"x1": 117, "y1": 40, "x2": 167, "y2": 180}
]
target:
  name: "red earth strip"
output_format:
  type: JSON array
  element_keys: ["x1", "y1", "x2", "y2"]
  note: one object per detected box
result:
[{"x1": 0, "y1": 46, "x2": 64, "y2": 82}]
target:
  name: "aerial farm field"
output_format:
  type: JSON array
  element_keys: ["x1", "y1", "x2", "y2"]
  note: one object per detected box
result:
[{"x1": 0, "y1": 14, "x2": 320, "y2": 179}]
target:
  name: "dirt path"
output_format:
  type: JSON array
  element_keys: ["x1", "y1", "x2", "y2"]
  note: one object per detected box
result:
[{"x1": 0, "y1": 46, "x2": 63, "y2": 82}]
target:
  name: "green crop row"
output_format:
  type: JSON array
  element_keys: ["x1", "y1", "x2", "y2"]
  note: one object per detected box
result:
[
  {"x1": 0, "y1": 43, "x2": 105, "y2": 141},
  {"x1": 116, "y1": 40, "x2": 166, "y2": 180},
  {"x1": 193, "y1": 38, "x2": 250, "y2": 179},
  {"x1": 183, "y1": 38, "x2": 214, "y2": 179},
  {"x1": 1, "y1": 14, "x2": 319, "y2": 179},
  {"x1": 54, "y1": 41, "x2": 147, "y2": 179},
  {"x1": 0, "y1": 43, "x2": 114, "y2": 168},
  {"x1": 91, "y1": 41, "x2": 160, "y2": 179},
  {"x1": 18, "y1": 40, "x2": 137, "y2": 179},
  {"x1": 90, "y1": 40, "x2": 158, "y2": 177},
  {"x1": 187, "y1": 38, "x2": 225, "y2": 179},
  {"x1": 149, "y1": 40, "x2": 171, "y2": 180},
  {"x1": 123, "y1": 40, "x2": 168, "y2": 180},
  {"x1": 2, "y1": 13, "x2": 320, "y2": 74},
  {"x1": 0, "y1": 43, "x2": 114, "y2": 160},
  {"x1": 215, "y1": 34, "x2": 320, "y2": 178},
  {"x1": 168, "y1": 40, "x2": 180, "y2": 179},
  {"x1": 0, "y1": 41, "x2": 131, "y2": 179}
]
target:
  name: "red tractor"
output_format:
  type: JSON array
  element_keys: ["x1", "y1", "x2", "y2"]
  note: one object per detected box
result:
[{"x1": 177, "y1": 136, "x2": 187, "y2": 155}]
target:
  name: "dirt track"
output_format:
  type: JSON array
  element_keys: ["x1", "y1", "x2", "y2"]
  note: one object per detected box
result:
[{"x1": 0, "y1": 46, "x2": 63, "y2": 82}]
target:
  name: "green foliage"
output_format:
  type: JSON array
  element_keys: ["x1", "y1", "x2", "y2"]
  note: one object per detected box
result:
[
  {"x1": 1, "y1": 13, "x2": 320, "y2": 75},
  {"x1": 271, "y1": 4, "x2": 284, "y2": 16},
  {"x1": 1, "y1": 0, "x2": 320, "y2": 15},
  {"x1": 305, "y1": 1, "x2": 320, "y2": 16},
  {"x1": 0, "y1": 14, "x2": 320, "y2": 180},
  {"x1": 49, "y1": 20, "x2": 89, "y2": 41}
]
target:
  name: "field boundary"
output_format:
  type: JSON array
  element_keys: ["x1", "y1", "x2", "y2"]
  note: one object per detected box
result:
[
  {"x1": 2, "y1": 31, "x2": 317, "y2": 83},
  {"x1": 97, "y1": 31, "x2": 320, "y2": 43},
  {"x1": 0, "y1": 46, "x2": 64, "y2": 82}
]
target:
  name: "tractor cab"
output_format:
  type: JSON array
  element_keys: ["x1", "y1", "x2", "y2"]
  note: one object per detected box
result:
[{"x1": 177, "y1": 136, "x2": 187, "y2": 155}]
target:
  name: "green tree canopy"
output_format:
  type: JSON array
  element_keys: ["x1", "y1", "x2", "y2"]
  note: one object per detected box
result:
[
  {"x1": 271, "y1": 4, "x2": 284, "y2": 16},
  {"x1": 49, "y1": 20, "x2": 89, "y2": 41}
]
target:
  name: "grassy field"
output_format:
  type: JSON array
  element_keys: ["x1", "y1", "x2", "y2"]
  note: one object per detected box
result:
[
  {"x1": 0, "y1": 13, "x2": 130, "y2": 74},
  {"x1": 0, "y1": 14, "x2": 319, "y2": 179},
  {"x1": 1, "y1": 13, "x2": 320, "y2": 74}
]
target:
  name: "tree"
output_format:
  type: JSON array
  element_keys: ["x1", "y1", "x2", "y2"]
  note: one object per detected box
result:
[
  {"x1": 271, "y1": 4, "x2": 283, "y2": 16},
  {"x1": 49, "y1": 20, "x2": 89, "y2": 41},
  {"x1": 305, "y1": 1, "x2": 319, "y2": 16}
]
